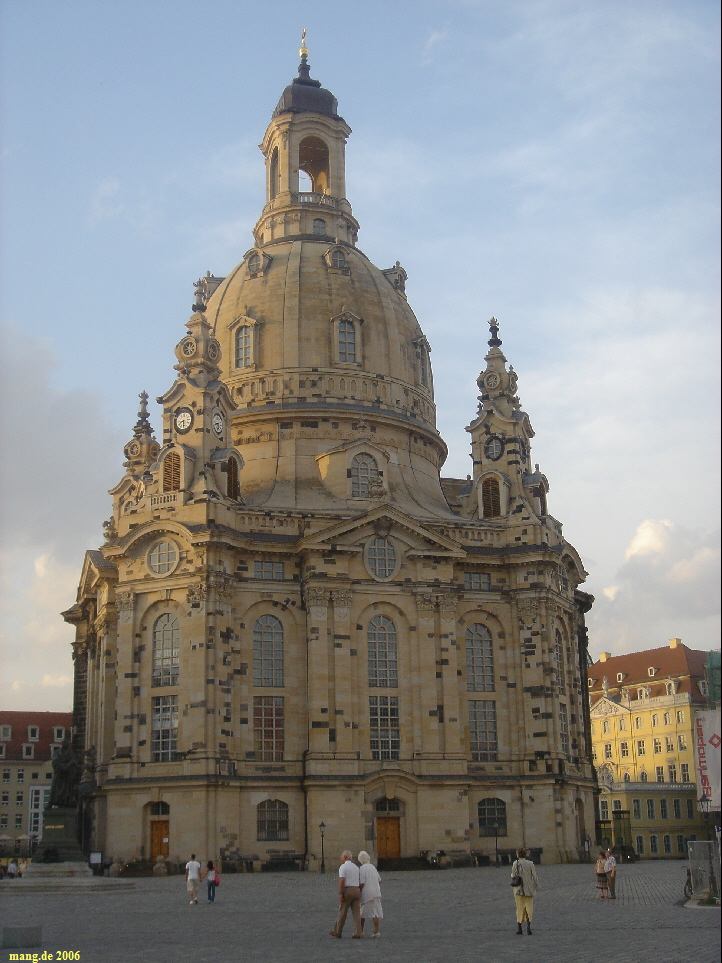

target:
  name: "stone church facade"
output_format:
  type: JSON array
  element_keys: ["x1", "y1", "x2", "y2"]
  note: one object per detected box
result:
[{"x1": 64, "y1": 47, "x2": 596, "y2": 868}]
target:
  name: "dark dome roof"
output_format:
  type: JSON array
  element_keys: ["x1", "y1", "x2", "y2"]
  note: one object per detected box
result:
[{"x1": 273, "y1": 60, "x2": 339, "y2": 119}]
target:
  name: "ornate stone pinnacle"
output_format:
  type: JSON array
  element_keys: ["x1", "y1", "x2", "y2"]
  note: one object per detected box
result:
[
  {"x1": 133, "y1": 391, "x2": 153, "y2": 436},
  {"x1": 488, "y1": 316, "x2": 502, "y2": 348}
]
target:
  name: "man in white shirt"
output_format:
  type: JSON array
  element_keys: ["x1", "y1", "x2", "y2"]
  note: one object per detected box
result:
[
  {"x1": 604, "y1": 849, "x2": 617, "y2": 899},
  {"x1": 185, "y1": 853, "x2": 201, "y2": 904},
  {"x1": 329, "y1": 850, "x2": 362, "y2": 938}
]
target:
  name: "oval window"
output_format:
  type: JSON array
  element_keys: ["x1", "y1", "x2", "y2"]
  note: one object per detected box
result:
[
  {"x1": 247, "y1": 252, "x2": 261, "y2": 274},
  {"x1": 366, "y1": 537, "x2": 396, "y2": 580},
  {"x1": 148, "y1": 540, "x2": 179, "y2": 576}
]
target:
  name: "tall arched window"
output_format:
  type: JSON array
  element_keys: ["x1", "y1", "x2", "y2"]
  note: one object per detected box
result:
[
  {"x1": 555, "y1": 629, "x2": 565, "y2": 694},
  {"x1": 367, "y1": 537, "x2": 396, "y2": 579},
  {"x1": 478, "y1": 798, "x2": 507, "y2": 836},
  {"x1": 466, "y1": 624, "x2": 494, "y2": 691},
  {"x1": 481, "y1": 477, "x2": 501, "y2": 518},
  {"x1": 235, "y1": 326, "x2": 252, "y2": 368},
  {"x1": 257, "y1": 799, "x2": 289, "y2": 840},
  {"x1": 253, "y1": 615, "x2": 284, "y2": 687},
  {"x1": 269, "y1": 147, "x2": 279, "y2": 200},
  {"x1": 368, "y1": 615, "x2": 398, "y2": 688},
  {"x1": 313, "y1": 218, "x2": 326, "y2": 235},
  {"x1": 339, "y1": 318, "x2": 356, "y2": 362},
  {"x1": 227, "y1": 457, "x2": 240, "y2": 500},
  {"x1": 152, "y1": 614, "x2": 179, "y2": 687},
  {"x1": 162, "y1": 452, "x2": 181, "y2": 492},
  {"x1": 298, "y1": 135, "x2": 329, "y2": 193},
  {"x1": 351, "y1": 453, "x2": 378, "y2": 497}
]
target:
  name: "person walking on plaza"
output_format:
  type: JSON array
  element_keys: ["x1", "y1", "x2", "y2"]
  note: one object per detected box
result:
[
  {"x1": 605, "y1": 848, "x2": 617, "y2": 899},
  {"x1": 185, "y1": 853, "x2": 201, "y2": 904},
  {"x1": 511, "y1": 847, "x2": 540, "y2": 935},
  {"x1": 358, "y1": 850, "x2": 383, "y2": 938},
  {"x1": 329, "y1": 850, "x2": 363, "y2": 939},
  {"x1": 202, "y1": 859, "x2": 219, "y2": 903},
  {"x1": 595, "y1": 851, "x2": 609, "y2": 898}
]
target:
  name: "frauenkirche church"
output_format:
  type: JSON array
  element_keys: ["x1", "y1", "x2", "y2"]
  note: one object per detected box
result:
[{"x1": 64, "y1": 40, "x2": 596, "y2": 869}]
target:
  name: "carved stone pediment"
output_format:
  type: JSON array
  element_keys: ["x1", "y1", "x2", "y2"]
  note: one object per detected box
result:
[{"x1": 591, "y1": 697, "x2": 620, "y2": 717}]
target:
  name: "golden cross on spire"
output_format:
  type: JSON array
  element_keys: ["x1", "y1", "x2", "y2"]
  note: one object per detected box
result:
[{"x1": 300, "y1": 28, "x2": 308, "y2": 60}]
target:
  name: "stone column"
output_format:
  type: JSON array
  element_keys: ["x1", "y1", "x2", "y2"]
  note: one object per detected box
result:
[
  {"x1": 437, "y1": 594, "x2": 465, "y2": 761},
  {"x1": 305, "y1": 587, "x2": 331, "y2": 757},
  {"x1": 330, "y1": 590, "x2": 356, "y2": 759},
  {"x1": 414, "y1": 593, "x2": 441, "y2": 758}
]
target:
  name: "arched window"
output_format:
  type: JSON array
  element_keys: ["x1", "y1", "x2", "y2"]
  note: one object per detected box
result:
[
  {"x1": 623, "y1": 772, "x2": 631, "y2": 783},
  {"x1": 312, "y1": 218, "x2": 326, "y2": 235},
  {"x1": 478, "y1": 798, "x2": 507, "y2": 836},
  {"x1": 152, "y1": 614, "x2": 179, "y2": 687},
  {"x1": 227, "y1": 457, "x2": 240, "y2": 500},
  {"x1": 253, "y1": 615, "x2": 284, "y2": 687},
  {"x1": 150, "y1": 801, "x2": 170, "y2": 816},
  {"x1": 374, "y1": 797, "x2": 400, "y2": 813},
  {"x1": 257, "y1": 799, "x2": 289, "y2": 841},
  {"x1": 269, "y1": 147, "x2": 279, "y2": 200},
  {"x1": 351, "y1": 453, "x2": 378, "y2": 497},
  {"x1": 339, "y1": 319, "x2": 356, "y2": 362},
  {"x1": 235, "y1": 326, "x2": 252, "y2": 368},
  {"x1": 298, "y1": 136, "x2": 329, "y2": 193},
  {"x1": 555, "y1": 629, "x2": 565, "y2": 693},
  {"x1": 640, "y1": 770, "x2": 648, "y2": 782},
  {"x1": 367, "y1": 537, "x2": 396, "y2": 579},
  {"x1": 481, "y1": 477, "x2": 501, "y2": 518},
  {"x1": 466, "y1": 624, "x2": 494, "y2": 691},
  {"x1": 163, "y1": 452, "x2": 181, "y2": 492},
  {"x1": 331, "y1": 249, "x2": 346, "y2": 270},
  {"x1": 368, "y1": 615, "x2": 398, "y2": 688}
]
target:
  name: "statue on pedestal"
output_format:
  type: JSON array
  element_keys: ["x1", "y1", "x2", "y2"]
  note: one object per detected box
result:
[{"x1": 48, "y1": 739, "x2": 81, "y2": 808}]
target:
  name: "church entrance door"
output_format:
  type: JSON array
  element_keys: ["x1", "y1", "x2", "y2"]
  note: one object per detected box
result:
[
  {"x1": 151, "y1": 820, "x2": 169, "y2": 860},
  {"x1": 376, "y1": 817, "x2": 400, "y2": 859}
]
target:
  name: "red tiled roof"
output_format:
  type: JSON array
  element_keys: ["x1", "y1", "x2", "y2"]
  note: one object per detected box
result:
[
  {"x1": 0, "y1": 711, "x2": 73, "y2": 762},
  {"x1": 589, "y1": 643, "x2": 706, "y2": 688}
]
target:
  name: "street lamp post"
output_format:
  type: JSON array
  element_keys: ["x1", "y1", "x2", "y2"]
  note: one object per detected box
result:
[
  {"x1": 698, "y1": 795, "x2": 718, "y2": 900},
  {"x1": 492, "y1": 824, "x2": 499, "y2": 868},
  {"x1": 319, "y1": 821, "x2": 326, "y2": 875}
]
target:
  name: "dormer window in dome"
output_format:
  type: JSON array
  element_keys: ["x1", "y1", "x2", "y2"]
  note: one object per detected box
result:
[
  {"x1": 229, "y1": 316, "x2": 260, "y2": 372},
  {"x1": 324, "y1": 246, "x2": 349, "y2": 274},
  {"x1": 244, "y1": 249, "x2": 271, "y2": 278},
  {"x1": 331, "y1": 311, "x2": 363, "y2": 367}
]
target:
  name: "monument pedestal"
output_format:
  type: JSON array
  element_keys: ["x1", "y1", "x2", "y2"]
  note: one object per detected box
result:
[{"x1": 28, "y1": 806, "x2": 91, "y2": 874}]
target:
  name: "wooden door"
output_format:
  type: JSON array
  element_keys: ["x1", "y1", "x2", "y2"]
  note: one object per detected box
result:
[
  {"x1": 151, "y1": 820, "x2": 169, "y2": 860},
  {"x1": 376, "y1": 817, "x2": 401, "y2": 859}
]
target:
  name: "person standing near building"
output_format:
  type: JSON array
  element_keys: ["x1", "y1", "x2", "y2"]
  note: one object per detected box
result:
[
  {"x1": 202, "y1": 859, "x2": 219, "y2": 903},
  {"x1": 185, "y1": 853, "x2": 201, "y2": 904},
  {"x1": 329, "y1": 850, "x2": 362, "y2": 939},
  {"x1": 511, "y1": 847, "x2": 540, "y2": 935},
  {"x1": 595, "y1": 851, "x2": 609, "y2": 898},
  {"x1": 358, "y1": 851, "x2": 383, "y2": 938},
  {"x1": 604, "y1": 849, "x2": 617, "y2": 899}
]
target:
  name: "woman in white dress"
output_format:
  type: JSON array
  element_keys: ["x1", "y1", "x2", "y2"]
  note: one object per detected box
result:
[{"x1": 357, "y1": 851, "x2": 383, "y2": 938}]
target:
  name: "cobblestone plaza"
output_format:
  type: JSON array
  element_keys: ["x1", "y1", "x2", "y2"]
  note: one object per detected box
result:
[{"x1": 2, "y1": 861, "x2": 719, "y2": 963}]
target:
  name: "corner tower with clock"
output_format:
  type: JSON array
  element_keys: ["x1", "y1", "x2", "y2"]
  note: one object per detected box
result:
[{"x1": 65, "y1": 40, "x2": 596, "y2": 875}]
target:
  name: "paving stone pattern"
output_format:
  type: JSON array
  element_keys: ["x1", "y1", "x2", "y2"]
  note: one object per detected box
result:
[{"x1": 1, "y1": 861, "x2": 719, "y2": 963}]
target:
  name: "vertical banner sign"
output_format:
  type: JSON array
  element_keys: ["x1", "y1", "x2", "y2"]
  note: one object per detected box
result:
[{"x1": 694, "y1": 709, "x2": 721, "y2": 810}]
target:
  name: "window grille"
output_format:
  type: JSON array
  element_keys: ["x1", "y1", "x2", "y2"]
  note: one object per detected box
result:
[
  {"x1": 257, "y1": 799, "x2": 289, "y2": 840},
  {"x1": 604, "y1": 744, "x2": 612, "y2": 760},
  {"x1": 646, "y1": 799, "x2": 655, "y2": 819},
  {"x1": 247, "y1": 253, "x2": 261, "y2": 274},
  {"x1": 478, "y1": 798, "x2": 507, "y2": 836},
  {"x1": 375, "y1": 798, "x2": 401, "y2": 812},
  {"x1": 16, "y1": 770, "x2": 24, "y2": 784},
  {"x1": 150, "y1": 801, "x2": 170, "y2": 816},
  {"x1": 600, "y1": 800, "x2": 609, "y2": 819},
  {"x1": 468, "y1": 701, "x2": 498, "y2": 761},
  {"x1": 653, "y1": 738, "x2": 662, "y2": 754},
  {"x1": 227, "y1": 458, "x2": 241, "y2": 500},
  {"x1": 681, "y1": 763, "x2": 690, "y2": 783},
  {"x1": 663, "y1": 834, "x2": 672, "y2": 854},
  {"x1": 463, "y1": 572, "x2": 491, "y2": 591},
  {"x1": 678, "y1": 734, "x2": 687, "y2": 751},
  {"x1": 555, "y1": 630, "x2": 565, "y2": 693},
  {"x1": 369, "y1": 696, "x2": 400, "y2": 760},
  {"x1": 620, "y1": 741, "x2": 629, "y2": 758},
  {"x1": 632, "y1": 799, "x2": 642, "y2": 820},
  {"x1": 637, "y1": 740, "x2": 645, "y2": 756},
  {"x1": 635, "y1": 835, "x2": 644, "y2": 855},
  {"x1": 676, "y1": 834, "x2": 685, "y2": 854},
  {"x1": 162, "y1": 453, "x2": 181, "y2": 492},
  {"x1": 656, "y1": 766, "x2": 664, "y2": 783},
  {"x1": 466, "y1": 624, "x2": 494, "y2": 692},
  {"x1": 152, "y1": 614, "x2": 179, "y2": 687},
  {"x1": 673, "y1": 798, "x2": 682, "y2": 819},
  {"x1": 338, "y1": 319, "x2": 356, "y2": 363},
  {"x1": 1, "y1": 770, "x2": 8, "y2": 784},
  {"x1": 351, "y1": 453, "x2": 378, "y2": 497},
  {"x1": 253, "y1": 615, "x2": 284, "y2": 687},
  {"x1": 660, "y1": 799, "x2": 669, "y2": 819},
  {"x1": 686, "y1": 798, "x2": 695, "y2": 818},
  {"x1": 253, "y1": 696, "x2": 284, "y2": 761},
  {"x1": 668, "y1": 765, "x2": 677, "y2": 783},
  {"x1": 481, "y1": 477, "x2": 501, "y2": 518},
  {"x1": 559, "y1": 703, "x2": 569, "y2": 756},
  {"x1": 151, "y1": 695, "x2": 178, "y2": 762},
  {"x1": 331, "y1": 250, "x2": 346, "y2": 269},
  {"x1": 612, "y1": 799, "x2": 622, "y2": 811},
  {"x1": 665, "y1": 736, "x2": 674, "y2": 753},
  {"x1": 149, "y1": 540, "x2": 177, "y2": 574},
  {"x1": 640, "y1": 770, "x2": 648, "y2": 782},
  {"x1": 368, "y1": 615, "x2": 398, "y2": 688}
]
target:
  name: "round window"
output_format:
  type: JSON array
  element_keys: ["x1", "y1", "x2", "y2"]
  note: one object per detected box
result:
[
  {"x1": 366, "y1": 536, "x2": 397, "y2": 580},
  {"x1": 148, "y1": 540, "x2": 179, "y2": 576},
  {"x1": 247, "y1": 252, "x2": 261, "y2": 274}
]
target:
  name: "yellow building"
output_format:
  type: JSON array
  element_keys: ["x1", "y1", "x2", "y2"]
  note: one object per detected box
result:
[
  {"x1": 589, "y1": 639, "x2": 707, "y2": 858},
  {"x1": 62, "y1": 44, "x2": 597, "y2": 870}
]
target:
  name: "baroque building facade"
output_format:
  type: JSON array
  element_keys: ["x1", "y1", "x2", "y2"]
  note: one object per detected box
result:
[
  {"x1": 64, "y1": 47, "x2": 596, "y2": 868},
  {"x1": 589, "y1": 639, "x2": 708, "y2": 857}
]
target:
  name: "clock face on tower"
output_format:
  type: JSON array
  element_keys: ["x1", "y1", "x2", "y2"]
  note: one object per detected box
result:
[
  {"x1": 212, "y1": 412, "x2": 224, "y2": 437},
  {"x1": 175, "y1": 408, "x2": 193, "y2": 433}
]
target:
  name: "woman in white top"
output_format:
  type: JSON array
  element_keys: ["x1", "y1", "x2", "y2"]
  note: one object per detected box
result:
[
  {"x1": 510, "y1": 847, "x2": 540, "y2": 935},
  {"x1": 358, "y1": 851, "x2": 383, "y2": 938}
]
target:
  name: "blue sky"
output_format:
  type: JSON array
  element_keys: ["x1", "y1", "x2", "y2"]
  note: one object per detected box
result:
[{"x1": 0, "y1": 0, "x2": 719, "y2": 710}]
